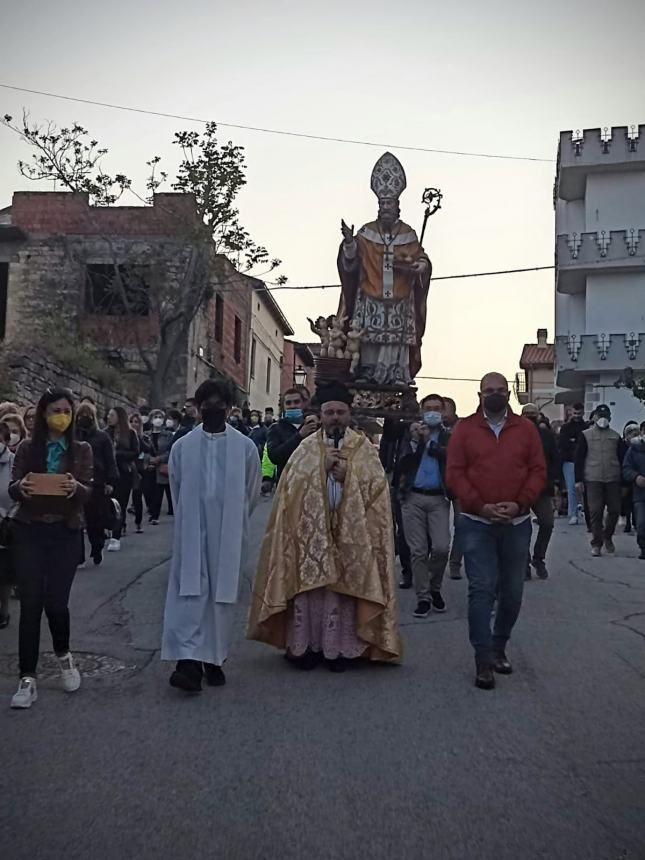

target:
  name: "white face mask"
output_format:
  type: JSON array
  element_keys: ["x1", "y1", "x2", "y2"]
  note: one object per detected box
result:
[
  {"x1": 596, "y1": 417, "x2": 610, "y2": 430},
  {"x1": 152, "y1": 417, "x2": 164, "y2": 429},
  {"x1": 9, "y1": 432, "x2": 20, "y2": 447}
]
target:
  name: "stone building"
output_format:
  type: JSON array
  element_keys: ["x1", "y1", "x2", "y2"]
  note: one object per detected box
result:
[{"x1": 0, "y1": 191, "x2": 254, "y2": 406}]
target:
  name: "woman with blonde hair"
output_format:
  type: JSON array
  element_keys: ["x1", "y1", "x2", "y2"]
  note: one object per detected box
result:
[{"x1": 3, "y1": 413, "x2": 27, "y2": 453}]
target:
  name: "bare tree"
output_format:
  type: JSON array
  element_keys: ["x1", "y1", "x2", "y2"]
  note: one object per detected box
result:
[{"x1": 2, "y1": 112, "x2": 286, "y2": 404}]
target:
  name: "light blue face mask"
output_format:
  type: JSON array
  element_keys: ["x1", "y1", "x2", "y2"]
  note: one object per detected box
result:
[
  {"x1": 423, "y1": 411, "x2": 443, "y2": 427},
  {"x1": 284, "y1": 408, "x2": 303, "y2": 421}
]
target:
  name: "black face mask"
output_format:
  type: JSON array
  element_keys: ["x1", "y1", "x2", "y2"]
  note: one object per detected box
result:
[
  {"x1": 483, "y1": 393, "x2": 508, "y2": 414},
  {"x1": 201, "y1": 404, "x2": 227, "y2": 429},
  {"x1": 76, "y1": 416, "x2": 93, "y2": 431}
]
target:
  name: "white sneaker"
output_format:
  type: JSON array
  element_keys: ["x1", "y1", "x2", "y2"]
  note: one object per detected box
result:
[
  {"x1": 59, "y1": 653, "x2": 81, "y2": 692},
  {"x1": 568, "y1": 516, "x2": 578, "y2": 525},
  {"x1": 11, "y1": 677, "x2": 37, "y2": 709},
  {"x1": 107, "y1": 538, "x2": 121, "y2": 552},
  {"x1": 77, "y1": 561, "x2": 87, "y2": 569}
]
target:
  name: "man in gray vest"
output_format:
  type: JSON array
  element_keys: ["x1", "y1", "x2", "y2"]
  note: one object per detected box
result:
[{"x1": 574, "y1": 404, "x2": 622, "y2": 557}]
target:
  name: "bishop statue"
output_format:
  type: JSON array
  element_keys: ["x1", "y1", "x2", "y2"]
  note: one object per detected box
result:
[{"x1": 337, "y1": 153, "x2": 432, "y2": 387}]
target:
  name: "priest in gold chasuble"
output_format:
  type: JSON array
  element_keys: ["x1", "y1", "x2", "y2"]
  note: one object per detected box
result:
[
  {"x1": 337, "y1": 152, "x2": 432, "y2": 386},
  {"x1": 247, "y1": 382, "x2": 402, "y2": 670}
]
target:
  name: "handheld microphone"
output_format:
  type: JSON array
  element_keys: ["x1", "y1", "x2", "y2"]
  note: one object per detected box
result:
[{"x1": 333, "y1": 428, "x2": 341, "y2": 449}]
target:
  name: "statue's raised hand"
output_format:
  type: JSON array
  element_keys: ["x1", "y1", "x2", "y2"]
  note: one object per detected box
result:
[{"x1": 341, "y1": 220, "x2": 355, "y2": 244}]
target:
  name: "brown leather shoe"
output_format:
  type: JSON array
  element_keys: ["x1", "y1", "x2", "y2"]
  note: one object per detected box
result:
[
  {"x1": 492, "y1": 651, "x2": 513, "y2": 674},
  {"x1": 475, "y1": 662, "x2": 495, "y2": 690}
]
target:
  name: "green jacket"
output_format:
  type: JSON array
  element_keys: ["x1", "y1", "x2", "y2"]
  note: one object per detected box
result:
[{"x1": 262, "y1": 445, "x2": 276, "y2": 480}]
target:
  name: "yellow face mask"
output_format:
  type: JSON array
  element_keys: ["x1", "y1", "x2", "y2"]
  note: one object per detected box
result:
[{"x1": 47, "y1": 413, "x2": 72, "y2": 434}]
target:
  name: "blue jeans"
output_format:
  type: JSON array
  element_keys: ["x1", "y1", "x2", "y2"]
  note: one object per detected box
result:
[
  {"x1": 635, "y1": 501, "x2": 645, "y2": 552},
  {"x1": 562, "y1": 461, "x2": 577, "y2": 518},
  {"x1": 458, "y1": 515, "x2": 532, "y2": 663}
]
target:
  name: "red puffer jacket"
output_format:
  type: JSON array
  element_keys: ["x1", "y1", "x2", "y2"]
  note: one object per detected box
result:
[{"x1": 446, "y1": 409, "x2": 547, "y2": 515}]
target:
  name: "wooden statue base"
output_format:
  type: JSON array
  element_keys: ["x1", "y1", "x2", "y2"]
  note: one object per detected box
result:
[{"x1": 314, "y1": 357, "x2": 418, "y2": 420}]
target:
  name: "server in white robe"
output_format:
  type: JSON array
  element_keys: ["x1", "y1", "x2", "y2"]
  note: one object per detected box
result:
[{"x1": 162, "y1": 379, "x2": 261, "y2": 693}]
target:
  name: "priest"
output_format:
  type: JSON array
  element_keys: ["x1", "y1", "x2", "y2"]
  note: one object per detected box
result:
[
  {"x1": 247, "y1": 381, "x2": 402, "y2": 671},
  {"x1": 162, "y1": 379, "x2": 261, "y2": 693}
]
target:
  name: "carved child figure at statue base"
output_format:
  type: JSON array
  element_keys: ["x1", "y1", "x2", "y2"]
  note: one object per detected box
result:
[
  {"x1": 308, "y1": 316, "x2": 331, "y2": 357},
  {"x1": 327, "y1": 313, "x2": 348, "y2": 359},
  {"x1": 345, "y1": 318, "x2": 365, "y2": 377}
]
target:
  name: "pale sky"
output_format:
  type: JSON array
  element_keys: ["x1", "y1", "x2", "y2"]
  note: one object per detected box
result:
[{"x1": 1, "y1": 0, "x2": 643, "y2": 413}]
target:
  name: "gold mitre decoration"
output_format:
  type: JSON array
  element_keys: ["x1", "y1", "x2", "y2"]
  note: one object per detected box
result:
[{"x1": 370, "y1": 152, "x2": 407, "y2": 201}]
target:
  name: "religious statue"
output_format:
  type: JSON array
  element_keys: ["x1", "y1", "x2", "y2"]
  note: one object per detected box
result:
[
  {"x1": 327, "y1": 313, "x2": 348, "y2": 359},
  {"x1": 337, "y1": 152, "x2": 432, "y2": 386},
  {"x1": 307, "y1": 315, "x2": 331, "y2": 357},
  {"x1": 345, "y1": 318, "x2": 365, "y2": 377}
]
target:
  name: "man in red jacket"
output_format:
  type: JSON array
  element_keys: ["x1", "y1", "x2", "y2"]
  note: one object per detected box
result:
[{"x1": 446, "y1": 373, "x2": 546, "y2": 690}]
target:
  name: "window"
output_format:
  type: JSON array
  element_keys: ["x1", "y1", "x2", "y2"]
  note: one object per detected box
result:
[
  {"x1": 266, "y1": 357, "x2": 272, "y2": 394},
  {"x1": 85, "y1": 264, "x2": 150, "y2": 316},
  {"x1": 0, "y1": 262, "x2": 8, "y2": 340},
  {"x1": 250, "y1": 337, "x2": 257, "y2": 379},
  {"x1": 234, "y1": 315, "x2": 242, "y2": 363},
  {"x1": 215, "y1": 295, "x2": 224, "y2": 343}
]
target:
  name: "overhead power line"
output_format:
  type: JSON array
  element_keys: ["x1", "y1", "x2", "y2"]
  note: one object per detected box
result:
[
  {"x1": 215, "y1": 264, "x2": 554, "y2": 294},
  {"x1": 0, "y1": 83, "x2": 555, "y2": 164}
]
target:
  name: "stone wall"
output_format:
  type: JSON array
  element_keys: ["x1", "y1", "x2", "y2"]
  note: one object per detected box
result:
[
  {"x1": 6, "y1": 349, "x2": 137, "y2": 415},
  {"x1": 0, "y1": 192, "x2": 257, "y2": 407}
]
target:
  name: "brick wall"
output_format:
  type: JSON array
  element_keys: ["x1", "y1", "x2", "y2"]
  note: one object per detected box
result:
[{"x1": 10, "y1": 192, "x2": 198, "y2": 236}]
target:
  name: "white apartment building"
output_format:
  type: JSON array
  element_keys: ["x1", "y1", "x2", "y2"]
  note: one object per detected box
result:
[
  {"x1": 554, "y1": 124, "x2": 645, "y2": 430},
  {"x1": 247, "y1": 280, "x2": 293, "y2": 413}
]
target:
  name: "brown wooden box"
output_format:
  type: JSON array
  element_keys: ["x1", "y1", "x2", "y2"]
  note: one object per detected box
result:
[{"x1": 30, "y1": 474, "x2": 68, "y2": 496}]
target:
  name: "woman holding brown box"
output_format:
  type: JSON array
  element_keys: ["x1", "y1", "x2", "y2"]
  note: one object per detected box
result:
[{"x1": 8, "y1": 387, "x2": 93, "y2": 710}]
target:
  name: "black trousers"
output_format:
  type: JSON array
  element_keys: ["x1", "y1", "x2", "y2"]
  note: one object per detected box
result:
[
  {"x1": 148, "y1": 482, "x2": 173, "y2": 520},
  {"x1": 84, "y1": 486, "x2": 109, "y2": 559},
  {"x1": 131, "y1": 485, "x2": 144, "y2": 527},
  {"x1": 112, "y1": 474, "x2": 134, "y2": 539},
  {"x1": 13, "y1": 522, "x2": 80, "y2": 676}
]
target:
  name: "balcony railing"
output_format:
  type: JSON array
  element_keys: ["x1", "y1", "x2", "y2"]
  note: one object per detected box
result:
[
  {"x1": 514, "y1": 371, "x2": 527, "y2": 393},
  {"x1": 555, "y1": 333, "x2": 645, "y2": 387},
  {"x1": 556, "y1": 229, "x2": 645, "y2": 293}
]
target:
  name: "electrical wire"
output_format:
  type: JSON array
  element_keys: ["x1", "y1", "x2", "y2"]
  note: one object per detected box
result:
[
  {"x1": 212, "y1": 264, "x2": 554, "y2": 294},
  {"x1": 0, "y1": 83, "x2": 555, "y2": 164}
]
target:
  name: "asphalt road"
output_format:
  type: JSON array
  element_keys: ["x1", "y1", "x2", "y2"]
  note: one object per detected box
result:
[{"x1": 2, "y1": 501, "x2": 645, "y2": 860}]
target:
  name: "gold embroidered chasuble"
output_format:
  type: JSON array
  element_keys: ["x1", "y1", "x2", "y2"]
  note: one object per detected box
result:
[{"x1": 247, "y1": 428, "x2": 402, "y2": 662}]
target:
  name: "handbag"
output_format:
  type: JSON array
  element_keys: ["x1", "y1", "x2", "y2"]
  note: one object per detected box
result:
[{"x1": 106, "y1": 497, "x2": 122, "y2": 533}]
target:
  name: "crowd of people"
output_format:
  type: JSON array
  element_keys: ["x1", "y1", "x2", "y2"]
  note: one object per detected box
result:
[{"x1": 1, "y1": 375, "x2": 644, "y2": 708}]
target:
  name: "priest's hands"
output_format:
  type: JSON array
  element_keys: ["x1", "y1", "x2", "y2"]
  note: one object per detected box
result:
[
  {"x1": 325, "y1": 450, "x2": 347, "y2": 483},
  {"x1": 341, "y1": 220, "x2": 355, "y2": 244}
]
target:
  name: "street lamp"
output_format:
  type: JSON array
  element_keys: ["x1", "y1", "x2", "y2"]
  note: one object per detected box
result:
[{"x1": 294, "y1": 365, "x2": 307, "y2": 387}]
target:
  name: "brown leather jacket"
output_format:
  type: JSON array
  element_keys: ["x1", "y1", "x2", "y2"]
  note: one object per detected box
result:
[{"x1": 9, "y1": 439, "x2": 93, "y2": 530}]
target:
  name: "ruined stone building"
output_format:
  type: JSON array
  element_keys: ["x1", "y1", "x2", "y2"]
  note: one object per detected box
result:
[{"x1": 0, "y1": 191, "x2": 255, "y2": 406}]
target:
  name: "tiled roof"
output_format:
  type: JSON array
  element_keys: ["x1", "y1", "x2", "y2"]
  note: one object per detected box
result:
[{"x1": 520, "y1": 343, "x2": 554, "y2": 368}]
